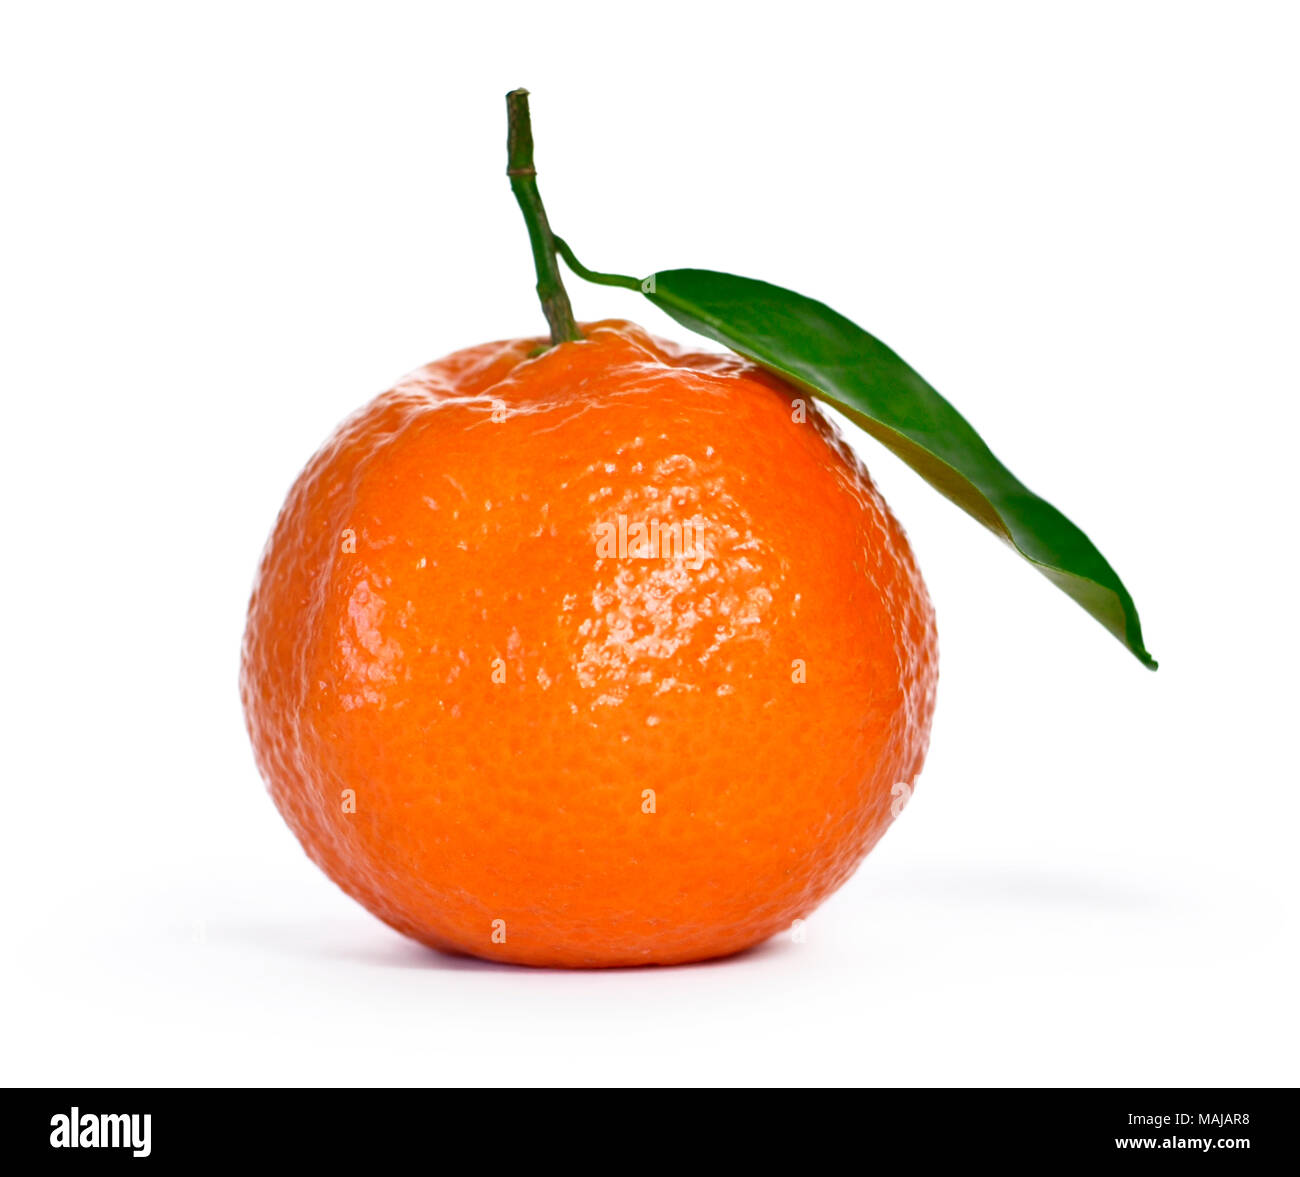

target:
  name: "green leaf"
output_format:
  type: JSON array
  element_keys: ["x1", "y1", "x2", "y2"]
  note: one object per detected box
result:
[{"x1": 555, "y1": 241, "x2": 1156, "y2": 669}]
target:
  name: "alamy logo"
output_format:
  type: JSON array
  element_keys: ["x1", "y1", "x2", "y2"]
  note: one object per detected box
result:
[
  {"x1": 50, "y1": 1106, "x2": 151, "y2": 1158},
  {"x1": 594, "y1": 514, "x2": 705, "y2": 565}
]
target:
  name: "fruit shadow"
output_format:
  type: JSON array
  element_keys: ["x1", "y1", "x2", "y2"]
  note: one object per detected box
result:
[
  {"x1": 219, "y1": 866, "x2": 1161, "y2": 973},
  {"x1": 220, "y1": 916, "x2": 794, "y2": 973},
  {"x1": 336, "y1": 931, "x2": 794, "y2": 973}
]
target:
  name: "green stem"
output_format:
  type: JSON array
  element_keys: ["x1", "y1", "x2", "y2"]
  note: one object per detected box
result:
[
  {"x1": 553, "y1": 237, "x2": 642, "y2": 291},
  {"x1": 506, "y1": 89, "x2": 580, "y2": 345}
]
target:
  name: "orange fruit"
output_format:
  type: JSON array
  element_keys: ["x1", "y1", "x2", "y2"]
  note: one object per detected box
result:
[{"x1": 241, "y1": 319, "x2": 938, "y2": 967}]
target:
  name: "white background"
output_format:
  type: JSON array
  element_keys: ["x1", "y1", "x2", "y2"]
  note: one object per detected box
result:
[{"x1": 2, "y1": 1, "x2": 1297, "y2": 1087}]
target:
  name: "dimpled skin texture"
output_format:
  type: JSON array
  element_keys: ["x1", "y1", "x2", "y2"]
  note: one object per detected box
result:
[{"x1": 241, "y1": 320, "x2": 937, "y2": 968}]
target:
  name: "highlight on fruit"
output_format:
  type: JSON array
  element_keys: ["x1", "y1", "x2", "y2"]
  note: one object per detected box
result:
[{"x1": 239, "y1": 89, "x2": 1154, "y2": 969}]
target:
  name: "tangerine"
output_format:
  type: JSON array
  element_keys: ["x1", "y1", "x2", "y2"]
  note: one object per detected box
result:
[{"x1": 241, "y1": 320, "x2": 937, "y2": 966}]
